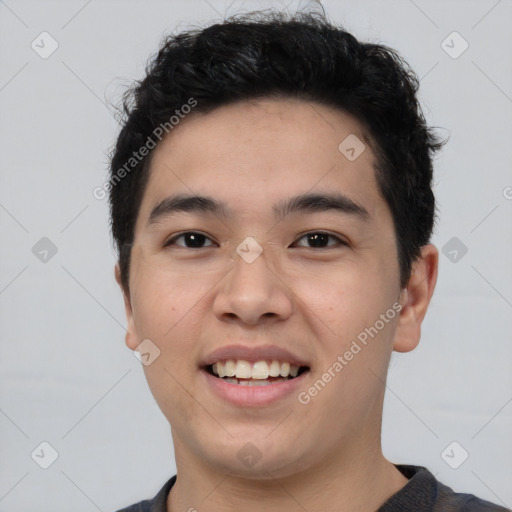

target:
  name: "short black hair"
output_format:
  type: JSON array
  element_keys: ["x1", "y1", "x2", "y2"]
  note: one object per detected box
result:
[{"x1": 108, "y1": 10, "x2": 445, "y2": 294}]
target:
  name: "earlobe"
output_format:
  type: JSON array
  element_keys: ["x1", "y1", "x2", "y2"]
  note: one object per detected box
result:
[
  {"x1": 393, "y1": 244, "x2": 439, "y2": 353},
  {"x1": 114, "y1": 264, "x2": 139, "y2": 351}
]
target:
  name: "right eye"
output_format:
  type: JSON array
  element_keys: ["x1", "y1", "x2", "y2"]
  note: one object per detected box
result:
[{"x1": 164, "y1": 232, "x2": 216, "y2": 249}]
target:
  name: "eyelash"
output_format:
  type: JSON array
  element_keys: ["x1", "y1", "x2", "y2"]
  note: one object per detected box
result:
[{"x1": 164, "y1": 231, "x2": 348, "y2": 249}]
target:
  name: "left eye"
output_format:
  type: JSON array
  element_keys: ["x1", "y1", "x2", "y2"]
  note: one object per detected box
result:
[{"x1": 293, "y1": 232, "x2": 346, "y2": 248}]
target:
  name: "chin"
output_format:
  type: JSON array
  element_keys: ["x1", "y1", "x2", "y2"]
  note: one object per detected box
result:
[{"x1": 195, "y1": 436, "x2": 313, "y2": 480}]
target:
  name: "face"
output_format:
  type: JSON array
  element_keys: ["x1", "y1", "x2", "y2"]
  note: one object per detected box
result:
[{"x1": 118, "y1": 98, "x2": 428, "y2": 479}]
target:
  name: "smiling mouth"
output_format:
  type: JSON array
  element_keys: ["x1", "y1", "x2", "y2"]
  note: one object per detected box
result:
[{"x1": 204, "y1": 359, "x2": 309, "y2": 386}]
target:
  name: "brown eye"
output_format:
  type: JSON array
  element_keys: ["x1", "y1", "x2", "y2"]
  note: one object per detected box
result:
[
  {"x1": 293, "y1": 232, "x2": 346, "y2": 248},
  {"x1": 165, "y1": 232, "x2": 215, "y2": 249}
]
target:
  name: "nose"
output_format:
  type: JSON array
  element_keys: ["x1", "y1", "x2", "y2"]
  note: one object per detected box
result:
[{"x1": 212, "y1": 243, "x2": 294, "y2": 326}]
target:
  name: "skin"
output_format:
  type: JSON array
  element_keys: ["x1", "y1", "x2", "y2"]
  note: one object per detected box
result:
[{"x1": 115, "y1": 98, "x2": 438, "y2": 512}]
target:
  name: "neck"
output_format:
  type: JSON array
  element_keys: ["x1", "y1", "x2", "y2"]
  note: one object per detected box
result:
[{"x1": 167, "y1": 437, "x2": 408, "y2": 512}]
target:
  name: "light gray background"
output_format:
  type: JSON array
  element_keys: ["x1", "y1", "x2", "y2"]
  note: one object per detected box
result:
[{"x1": 1, "y1": 0, "x2": 511, "y2": 510}]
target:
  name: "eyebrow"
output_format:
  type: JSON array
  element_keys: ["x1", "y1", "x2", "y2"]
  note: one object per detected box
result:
[{"x1": 147, "y1": 192, "x2": 370, "y2": 226}]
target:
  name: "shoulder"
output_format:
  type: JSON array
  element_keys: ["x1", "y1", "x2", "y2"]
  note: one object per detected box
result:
[
  {"x1": 115, "y1": 502, "x2": 147, "y2": 512},
  {"x1": 114, "y1": 475, "x2": 177, "y2": 512},
  {"x1": 434, "y1": 479, "x2": 510, "y2": 511},
  {"x1": 380, "y1": 465, "x2": 510, "y2": 512}
]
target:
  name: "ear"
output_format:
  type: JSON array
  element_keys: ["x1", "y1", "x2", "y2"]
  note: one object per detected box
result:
[
  {"x1": 115, "y1": 263, "x2": 139, "y2": 351},
  {"x1": 393, "y1": 244, "x2": 438, "y2": 353}
]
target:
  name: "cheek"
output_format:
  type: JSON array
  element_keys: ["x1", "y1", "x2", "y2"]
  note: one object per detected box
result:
[
  {"x1": 131, "y1": 269, "x2": 214, "y2": 424},
  {"x1": 291, "y1": 261, "x2": 394, "y2": 336},
  {"x1": 290, "y1": 260, "x2": 400, "y2": 401},
  {"x1": 131, "y1": 267, "x2": 215, "y2": 341}
]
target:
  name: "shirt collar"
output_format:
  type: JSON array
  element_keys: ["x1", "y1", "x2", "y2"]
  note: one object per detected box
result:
[{"x1": 143, "y1": 465, "x2": 434, "y2": 512}]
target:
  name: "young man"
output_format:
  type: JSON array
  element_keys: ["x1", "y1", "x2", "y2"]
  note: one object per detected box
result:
[{"x1": 109, "y1": 10, "x2": 509, "y2": 512}]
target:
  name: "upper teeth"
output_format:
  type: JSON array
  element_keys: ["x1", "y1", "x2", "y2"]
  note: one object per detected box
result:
[{"x1": 212, "y1": 360, "x2": 300, "y2": 379}]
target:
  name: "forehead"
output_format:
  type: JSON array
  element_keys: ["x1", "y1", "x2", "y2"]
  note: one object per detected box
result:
[{"x1": 136, "y1": 98, "x2": 387, "y2": 227}]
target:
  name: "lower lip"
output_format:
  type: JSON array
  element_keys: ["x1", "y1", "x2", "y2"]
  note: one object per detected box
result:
[{"x1": 201, "y1": 368, "x2": 309, "y2": 407}]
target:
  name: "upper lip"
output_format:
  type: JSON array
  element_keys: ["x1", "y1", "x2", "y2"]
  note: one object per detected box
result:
[{"x1": 201, "y1": 344, "x2": 310, "y2": 368}]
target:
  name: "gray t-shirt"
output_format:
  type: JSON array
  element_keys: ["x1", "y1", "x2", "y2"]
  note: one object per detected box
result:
[{"x1": 115, "y1": 465, "x2": 510, "y2": 511}]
